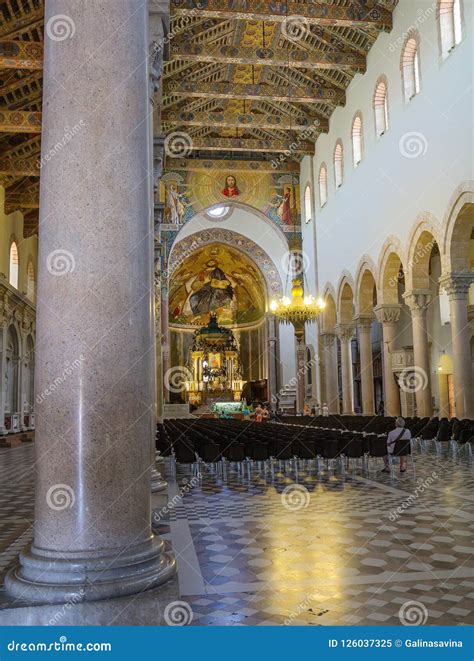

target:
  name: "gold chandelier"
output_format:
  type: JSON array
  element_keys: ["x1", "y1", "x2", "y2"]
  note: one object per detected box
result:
[{"x1": 270, "y1": 276, "x2": 325, "y2": 337}]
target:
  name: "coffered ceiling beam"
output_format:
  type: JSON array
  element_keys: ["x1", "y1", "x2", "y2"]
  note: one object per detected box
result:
[
  {"x1": 164, "y1": 80, "x2": 345, "y2": 105},
  {"x1": 171, "y1": 43, "x2": 366, "y2": 72},
  {"x1": 162, "y1": 110, "x2": 328, "y2": 132},
  {"x1": 171, "y1": 0, "x2": 392, "y2": 32},
  {"x1": 0, "y1": 41, "x2": 43, "y2": 70},
  {"x1": 0, "y1": 110, "x2": 42, "y2": 133},
  {"x1": 168, "y1": 136, "x2": 314, "y2": 155}
]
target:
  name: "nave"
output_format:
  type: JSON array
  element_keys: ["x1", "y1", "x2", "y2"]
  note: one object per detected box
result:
[{"x1": 1, "y1": 418, "x2": 473, "y2": 626}]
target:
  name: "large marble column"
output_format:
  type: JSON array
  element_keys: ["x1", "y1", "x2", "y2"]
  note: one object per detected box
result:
[
  {"x1": 266, "y1": 314, "x2": 278, "y2": 405},
  {"x1": 336, "y1": 324, "x2": 355, "y2": 415},
  {"x1": 0, "y1": 319, "x2": 7, "y2": 434},
  {"x1": 161, "y1": 276, "x2": 171, "y2": 404},
  {"x1": 294, "y1": 325, "x2": 306, "y2": 414},
  {"x1": 6, "y1": 0, "x2": 175, "y2": 603},
  {"x1": 440, "y1": 273, "x2": 474, "y2": 419},
  {"x1": 354, "y1": 316, "x2": 375, "y2": 415},
  {"x1": 374, "y1": 304, "x2": 402, "y2": 416},
  {"x1": 403, "y1": 291, "x2": 433, "y2": 417},
  {"x1": 321, "y1": 331, "x2": 338, "y2": 413}
]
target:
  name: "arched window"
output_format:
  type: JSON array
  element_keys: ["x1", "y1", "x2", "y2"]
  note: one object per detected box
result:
[
  {"x1": 9, "y1": 242, "x2": 19, "y2": 289},
  {"x1": 373, "y1": 78, "x2": 389, "y2": 137},
  {"x1": 27, "y1": 260, "x2": 35, "y2": 301},
  {"x1": 334, "y1": 141, "x2": 343, "y2": 188},
  {"x1": 438, "y1": 0, "x2": 463, "y2": 58},
  {"x1": 401, "y1": 36, "x2": 421, "y2": 101},
  {"x1": 304, "y1": 185, "x2": 312, "y2": 223},
  {"x1": 351, "y1": 113, "x2": 363, "y2": 167},
  {"x1": 318, "y1": 163, "x2": 328, "y2": 207}
]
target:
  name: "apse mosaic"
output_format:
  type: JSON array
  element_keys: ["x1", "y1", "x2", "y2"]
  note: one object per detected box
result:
[
  {"x1": 159, "y1": 168, "x2": 301, "y2": 231},
  {"x1": 168, "y1": 243, "x2": 266, "y2": 327}
]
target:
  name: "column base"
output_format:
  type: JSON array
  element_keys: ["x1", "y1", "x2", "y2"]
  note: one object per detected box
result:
[{"x1": 5, "y1": 536, "x2": 176, "y2": 605}]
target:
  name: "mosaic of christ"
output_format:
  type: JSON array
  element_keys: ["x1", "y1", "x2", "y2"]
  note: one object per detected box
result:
[{"x1": 169, "y1": 244, "x2": 266, "y2": 326}]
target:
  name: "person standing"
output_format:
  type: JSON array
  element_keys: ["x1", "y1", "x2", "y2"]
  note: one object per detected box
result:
[{"x1": 383, "y1": 417, "x2": 411, "y2": 474}]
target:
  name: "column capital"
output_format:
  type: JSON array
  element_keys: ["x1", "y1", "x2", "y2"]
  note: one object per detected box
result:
[
  {"x1": 336, "y1": 323, "x2": 355, "y2": 342},
  {"x1": 439, "y1": 272, "x2": 474, "y2": 300},
  {"x1": 320, "y1": 331, "x2": 336, "y2": 347},
  {"x1": 374, "y1": 304, "x2": 401, "y2": 325},
  {"x1": 403, "y1": 290, "x2": 432, "y2": 315},
  {"x1": 353, "y1": 315, "x2": 374, "y2": 332}
]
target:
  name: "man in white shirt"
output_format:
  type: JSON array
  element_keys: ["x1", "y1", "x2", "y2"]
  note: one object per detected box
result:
[{"x1": 382, "y1": 417, "x2": 411, "y2": 474}]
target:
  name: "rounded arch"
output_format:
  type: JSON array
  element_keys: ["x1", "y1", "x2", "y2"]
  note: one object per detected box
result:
[
  {"x1": 9, "y1": 236, "x2": 19, "y2": 289},
  {"x1": 355, "y1": 256, "x2": 378, "y2": 315},
  {"x1": 333, "y1": 139, "x2": 344, "y2": 188},
  {"x1": 168, "y1": 228, "x2": 284, "y2": 300},
  {"x1": 336, "y1": 273, "x2": 355, "y2": 324},
  {"x1": 322, "y1": 286, "x2": 337, "y2": 333},
  {"x1": 441, "y1": 183, "x2": 474, "y2": 273},
  {"x1": 405, "y1": 216, "x2": 441, "y2": 290},
  {"x1": 180, "y1": 200, "x2": 289, "y2": 247},
  {"x1": 351, "y1": 110, "x2": 364, "y2": 166},
  {"x1": 373, "y1": 74, "x2": 389, "y2": 137},
  {"x1": 318, "y1": 162, "x2": 328, "y2": 207},
  {"x1": 400, "y1": 30, "x2": 421, "y2": 102},
  {"x1": 378, "y1": 237, "x2": 406, "y2": 304}
]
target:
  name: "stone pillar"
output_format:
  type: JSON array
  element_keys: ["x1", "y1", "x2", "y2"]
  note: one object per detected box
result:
[
  {"x1": 161, "y1": 276, "x2": 171, "y2": 404},
  {"x1": 321, "y1": 332, "x2": 338, "y2": 413},
  {"x1": 6, "y1": 0, "x2": 175, "y2": 603},
  {"x1": 440, "y1": 274, "x2": 474, "y2": 419},
  {"x1": 374, "y1": 304, "x2": 402, "y2": 417},
  {"x1": 294, "y1": 325, "x2": 306, "y2": 414},
  {"x1": 336, "y1": 324, "x2": 355, "y2": 415},
  {"x1": 266, "y1": 314, "x2": 278, "y2": 406},
  {"x1": 355, "y1": 316, "x2": 375, "y2": 415},
  {"x1": 403, "y1": 291, "x2": 433, "y2": 418},
  {"x1": 0, "y1": 318, "x2": 7, "y2": 434},
  {"x1": 19, "y1": 324, "x2": 28, "y2": 431}
]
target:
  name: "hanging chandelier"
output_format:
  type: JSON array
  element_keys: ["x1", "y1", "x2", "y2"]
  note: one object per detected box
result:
[{"x1": 270, "y1": 276, "x2": 325, "y2": 332}]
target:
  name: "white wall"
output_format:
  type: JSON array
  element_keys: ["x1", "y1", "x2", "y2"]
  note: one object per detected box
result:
[{"x1": 306, "y1": 0, "x2": 472, "y2": 291}]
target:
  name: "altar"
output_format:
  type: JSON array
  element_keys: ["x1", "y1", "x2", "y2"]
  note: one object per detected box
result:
[{"x1": 185, "y1": 314, "x2": 246, "y2": 406}]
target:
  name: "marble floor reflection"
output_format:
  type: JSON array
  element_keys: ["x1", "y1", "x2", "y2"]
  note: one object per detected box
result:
[{"x1": 1, "y1": 443, "x2": 473, "y2": 625}]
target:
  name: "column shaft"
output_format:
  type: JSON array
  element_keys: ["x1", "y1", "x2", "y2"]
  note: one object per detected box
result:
[
  {"x1": 6, "y1": 0, "x2": 175, "y2": 603},
  {"x1": 337, "y1": 325, "x2": 354, "y2": 415},
  {"x1": 321, "y1": 332, "x2": 338, "y2": 413},
  {"x1": 440, "y1": 274, "x2": 474, "y2": 418},
  {"x1": 374, "y1": 305, "x2": 401, "y2": 417},
  {"x1": 404, "y1": 292, "x2": 433, "y2": 418},
  {"x1": 356, "y1": 319, "x2": 375, "y2": 415}
]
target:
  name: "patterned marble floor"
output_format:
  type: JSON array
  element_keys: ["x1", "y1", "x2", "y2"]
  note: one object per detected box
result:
[{"x1": 0, "y1": 442, "x2": 473, "y2": 625}]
